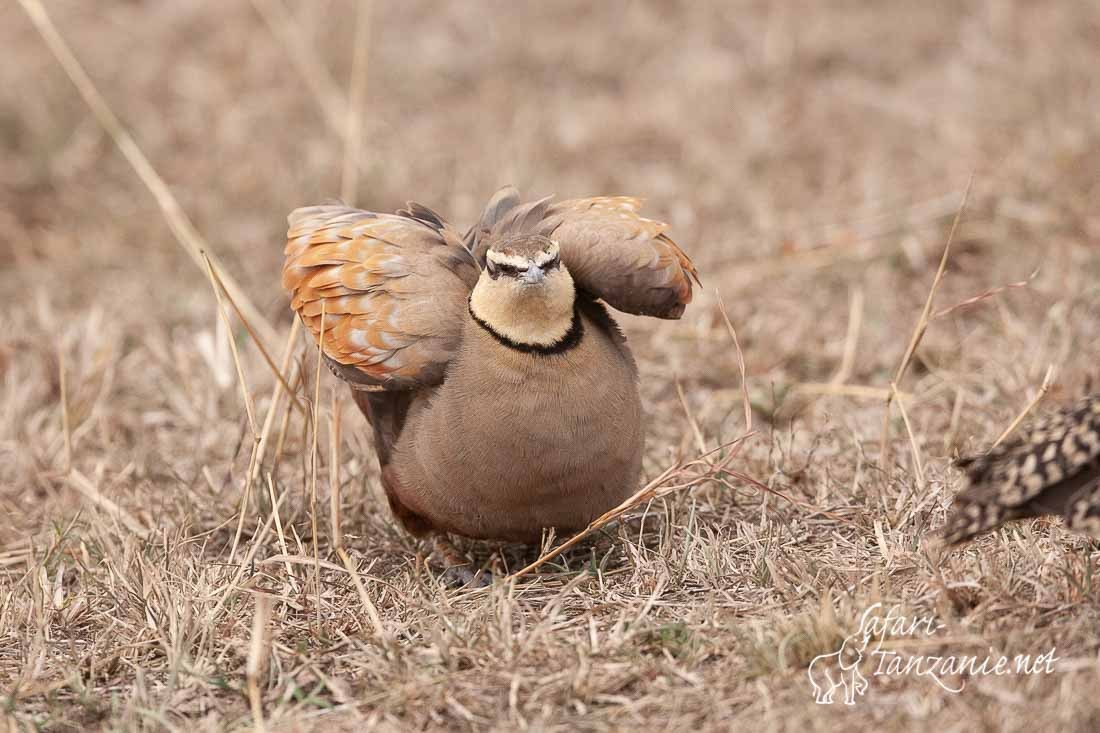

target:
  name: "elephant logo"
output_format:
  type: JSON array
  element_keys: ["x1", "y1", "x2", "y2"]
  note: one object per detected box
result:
[{"x1": 807, "y1": 631, "x2": 872, "y2": 705}]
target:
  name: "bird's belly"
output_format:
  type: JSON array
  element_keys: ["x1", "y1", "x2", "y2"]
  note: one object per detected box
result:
[{"x1": 392, "y1": 341, "x2": 643, "y2": 542}]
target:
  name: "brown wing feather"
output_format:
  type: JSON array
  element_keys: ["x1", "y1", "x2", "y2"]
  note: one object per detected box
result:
[
  {"x1": 471, "y1": 192, "x2": 699, "y2": 319},
  {"x1": 538, "y1": 197, "x2": 699, "y2": 319},
  {"x1": 283, "y1": 204, "x2": 479, "y2": 390},
  {"x1": 463, "y1": 185, "x2": 521, "y2": 254}
]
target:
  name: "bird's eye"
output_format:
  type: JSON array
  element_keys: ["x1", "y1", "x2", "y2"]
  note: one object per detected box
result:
[
  {"x1": 498, "y1": 263, "x2": 520, "y2": 276},
  {"x1": 544, "y1": 254, "x2": 560, "y2": 270}
]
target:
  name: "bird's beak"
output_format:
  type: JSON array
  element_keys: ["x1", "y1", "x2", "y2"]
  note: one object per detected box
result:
[{"x1": 520, "y1": 265, "x2": 545, "y2": 285}]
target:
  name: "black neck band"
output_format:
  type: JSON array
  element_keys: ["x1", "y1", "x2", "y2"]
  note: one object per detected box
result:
[{"x1": 468, "y1": 301, "x2": 583, "y2": 355}]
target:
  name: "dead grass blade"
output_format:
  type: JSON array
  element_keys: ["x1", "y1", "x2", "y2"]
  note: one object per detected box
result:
[
  {"x1": 791, "y1": 383, "x2": 912, "y2": 402},
  {"x1": 16, "y1": 0, "x2": 278, "y2": 348},
  {"x1": 246, "y1": 594, "x2": 272, "y2": 733},
  {"x1": 200, "y1": 487, "x2": 288, "y2": 656},
  {"x1": 336, "y1": 548, "x2": 388, "y2": 643},
  {"x1": 891, "y1": 382, "x2": 924, "y2": 486},
  {"x1": 228, "y1": 322, "x2": 301, "y2": 564},
  {"x1": 931, "y1": 270, "x2": 1038, "y2": 322},
  {"x1": 229, "y1": 447, "x2": 262, "y2": 564},
  {"x1": 675, "y1": 379, "x2": 707, "y2": 453},
  {"x1": 832, "y1": 285, "x2": 864, "y2": 385},
  {"x1": 250, "y1": 0, "x2": 348, "y2": 136},
  {"x1": 329, "y1": 390, "x2": 343, "y2": 549},
  {"x1": 206, "y1": 260, "x2": 306, "y2": 414},
  {"x1": 341, "y1": 1, "x2": 372, "y2": 206},
  {"x1": 787, "y1": 287, "x2": 874, "y2": 407},
  {"x1": 67, "y1": 470, "x2": 149, "y2": 539},
  {"x1": 259, "y1": 554, "x2": 348, "y2": 574},
  {"x1": 266, "y1": 474, "x2": 295, "y2": 583},
  {"x1": 249, "y1": 319, "x2": 303, "y2": 490},
  {"x1": 57, "y1": 342, "x2": 72, "y2": 472},
  {"x1": 716, "y1": 291, "x2": 752, "y2": 433},
  {"x1": 992, "y1": 364, "x2": 1056, "y2": 447},
  {"x1": 309, "y1": 303, "x2": 327, "y2": 624},
  {"x1": 879, "y1": 176, "x2": 973, "y2": 465},
  {"x1": 201, "y1": 252, "x2": 258, "y2": 437}
]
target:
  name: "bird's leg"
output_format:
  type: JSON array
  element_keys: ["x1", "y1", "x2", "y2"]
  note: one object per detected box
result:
[{"x1": 431, "y1": 534, "x2": 490, "y2": 587}]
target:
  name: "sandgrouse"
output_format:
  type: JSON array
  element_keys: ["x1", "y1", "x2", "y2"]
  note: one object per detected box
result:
[
  {"x1": 282, "y1": 187, "x2": 698, "y2": 569},
  {"x1": 940, "y1": 393, "x2": 1100, "y2": 545}
]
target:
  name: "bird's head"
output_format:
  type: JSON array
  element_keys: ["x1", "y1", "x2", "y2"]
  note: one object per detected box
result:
[
  {"x1": 469, "y1": 235, "x2": 576, "y2": 348},
  {"x1": 484, "y1": 236, "x2": 565, "y2": 286}
]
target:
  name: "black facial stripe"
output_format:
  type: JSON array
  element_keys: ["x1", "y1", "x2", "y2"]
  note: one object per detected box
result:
[
  {"x1": 485, "y1": 258, "x2": 527, "y2": 278},
  {"x1": 486, "y1": 252, "x2": 560, "y2": 277}
]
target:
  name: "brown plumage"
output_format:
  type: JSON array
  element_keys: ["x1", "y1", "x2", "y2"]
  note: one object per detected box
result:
[
  {"x1": 940, "y1": 394, "x2": 1100, "y2": 545},
  {"x1": 469, "y1": 191, "x2": 700, "y2": 319},
  {"x1": 283, "y1": 187, "x2": 697, "y2": 551},
  {"x1": 284, "y1": 204, "x2": 478, "y2": 390}
]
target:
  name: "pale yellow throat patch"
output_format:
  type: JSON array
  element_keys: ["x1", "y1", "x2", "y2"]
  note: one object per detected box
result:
[{"x1": 469, "y1": 267, "x2": 576, "y2": 346}]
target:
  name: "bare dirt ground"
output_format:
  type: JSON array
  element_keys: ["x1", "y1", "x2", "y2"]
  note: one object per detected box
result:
[{"x1": 3, "y1": 1, "x2": 1100, "y2": 730}]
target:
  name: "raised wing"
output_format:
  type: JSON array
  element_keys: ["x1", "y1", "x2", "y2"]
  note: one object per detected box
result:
[
  {"x1": 539, "y1": 197, "x2": 699, "y2": 319},
  {"x1": 283, "y1": 204, "x2": 479, "y2": 390},
  {"x1": 463, "y1": 185, "x2": 521, "y2": 254},
  {"x1": 471, "y1": 190, "x2": 699, "y2": 320}
]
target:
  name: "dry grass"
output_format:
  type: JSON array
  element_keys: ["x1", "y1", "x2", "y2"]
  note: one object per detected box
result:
[{"x1": 3, "y1": 1, "x2": 1100, "y2": 730}]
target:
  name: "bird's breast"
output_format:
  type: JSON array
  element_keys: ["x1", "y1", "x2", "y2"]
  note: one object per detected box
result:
[{"x1": 391, "y1": 304, "x2": 644, "y2": 541}]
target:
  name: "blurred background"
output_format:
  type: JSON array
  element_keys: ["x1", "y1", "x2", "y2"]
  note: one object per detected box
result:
[
  {"x1": 3, "y1": 1, "x2": 1100, "y2": 729},
  {"x1": 5, "y1": 1, "x2": 1099, "y2": 472},
  {"x1": 5, "y1": 1, "x2": 1097, "y2": 322}
]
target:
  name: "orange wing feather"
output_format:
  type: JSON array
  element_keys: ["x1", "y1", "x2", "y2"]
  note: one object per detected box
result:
[{"x1": 283, "y1": 204, "x2": 479, "y2": 390}]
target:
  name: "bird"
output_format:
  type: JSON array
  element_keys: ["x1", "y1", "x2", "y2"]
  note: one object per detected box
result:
[
  {"x1": 939, "y1": 393, "x2": 1100, "y2": 546},
  {"x1": 282, "y1": 186, "x2": 698, "y2": 579}
]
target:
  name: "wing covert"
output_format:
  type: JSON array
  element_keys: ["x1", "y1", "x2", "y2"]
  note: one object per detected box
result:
[{"x1": 283, "y1": 204, "x2": 479, "y2": 390}]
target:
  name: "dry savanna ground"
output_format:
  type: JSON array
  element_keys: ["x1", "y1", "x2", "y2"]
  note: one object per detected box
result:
[{"x1": 3, "y1": 1, "x2": 1100, "y2": 730}]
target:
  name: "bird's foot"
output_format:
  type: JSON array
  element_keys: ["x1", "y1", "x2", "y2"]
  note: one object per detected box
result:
[
  {"x1": 432, "y1": 534, "x2": 492, "y2": 588},
  {"x1": 439, "y1": 563, "x2": 492, "y2": 588}
]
